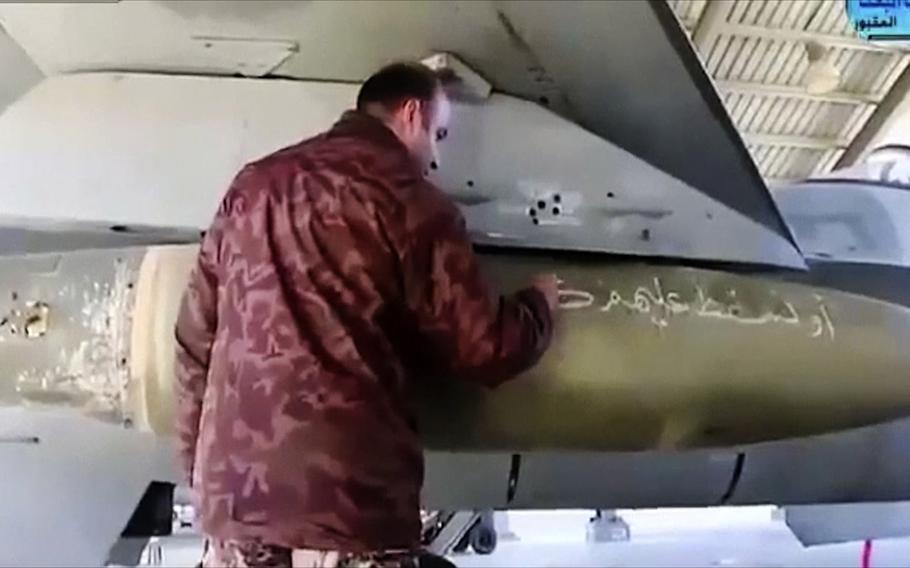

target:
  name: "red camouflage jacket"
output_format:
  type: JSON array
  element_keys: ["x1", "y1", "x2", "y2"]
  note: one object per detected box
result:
[{"x1": 174, "y1": 111, "x2": 553, "y2": 552}]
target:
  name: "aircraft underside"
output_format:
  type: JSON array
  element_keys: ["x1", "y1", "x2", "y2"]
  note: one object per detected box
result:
[{"x1": 3, "y1": 1, "x2": 910, "y2": 566}]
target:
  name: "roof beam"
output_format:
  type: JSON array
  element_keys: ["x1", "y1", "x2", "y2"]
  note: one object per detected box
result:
[
  {"x1": 721, "y1": 23, "x2": 900, "y2": 53},
  {"x1": 744, "y1": 133, "x2": 848, "y2": 150},
  {"x1": 715, "y1": 79, "x2": 882, "y2": 105}
]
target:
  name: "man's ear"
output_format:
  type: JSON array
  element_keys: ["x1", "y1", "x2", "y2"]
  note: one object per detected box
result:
[{"x1": 401, "y1": 98, "x2": 421, "y2": 129}]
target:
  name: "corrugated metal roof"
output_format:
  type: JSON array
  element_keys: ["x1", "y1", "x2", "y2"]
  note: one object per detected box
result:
[
  {"x1": 724, "y1": 93, "x2": 857, "y2": 138},
  {"x1": 669, "y1": 0, "x2": 910, "y2": 183},
  {"x1": 748, "y1": 144, "x2": 828, "y2": 179}
]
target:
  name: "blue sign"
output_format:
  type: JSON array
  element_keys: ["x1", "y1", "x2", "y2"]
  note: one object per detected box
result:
[{"x1": 846, "y1": 0, "x2": 910, "y2": 40}]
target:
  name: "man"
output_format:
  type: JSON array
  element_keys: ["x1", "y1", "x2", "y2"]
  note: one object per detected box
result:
[{"x1": 175, "y1": 62, "x2": 558, "y2": 568}]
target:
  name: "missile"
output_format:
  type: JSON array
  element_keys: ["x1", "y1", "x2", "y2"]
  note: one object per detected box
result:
[{"x1": 116, "y1": 245, "x2": 910, "y2": 452}]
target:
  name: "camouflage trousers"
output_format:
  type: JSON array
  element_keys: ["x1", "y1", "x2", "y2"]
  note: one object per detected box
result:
[{"x1": 201, "y1": 538, "x2": 455, "y2": 568}]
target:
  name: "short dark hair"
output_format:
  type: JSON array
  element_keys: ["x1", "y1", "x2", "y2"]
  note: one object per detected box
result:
[{"x1": 356, "y1": 62, "x2": 453, "y2": 114}]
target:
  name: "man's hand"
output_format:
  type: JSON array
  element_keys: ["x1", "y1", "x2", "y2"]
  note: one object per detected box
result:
[{"x1": 531, "y1": 273, "x2": 560, "y2": 313}]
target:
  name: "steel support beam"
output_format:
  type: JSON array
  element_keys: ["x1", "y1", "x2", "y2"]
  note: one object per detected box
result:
[
  {"x1": 745, "y1": 133, "x2": 848, "y2": 150},
  {"x1": 721, "y1": 23, "x2": 900, "y2": 53},
  {"x1": 716, "y1": 79, "x2": 881, "y2": 105}
]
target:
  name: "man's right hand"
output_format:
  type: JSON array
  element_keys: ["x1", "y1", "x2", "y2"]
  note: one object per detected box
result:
[{"x1": 532, "y1": 273, "x2": 560, "y2": 313}]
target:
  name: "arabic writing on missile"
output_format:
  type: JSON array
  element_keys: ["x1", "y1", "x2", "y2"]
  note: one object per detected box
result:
[{"x1": 557, "y1": 277, "x2": 836, "y2": 341}]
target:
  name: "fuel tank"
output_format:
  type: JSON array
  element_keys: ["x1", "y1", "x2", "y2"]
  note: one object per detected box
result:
[
  {"x1": 4, "y1": 244, "x2": 909, "y2": 451},
  {"x1": 117, "y1": 244, "x2": 910, "y2": 452}
]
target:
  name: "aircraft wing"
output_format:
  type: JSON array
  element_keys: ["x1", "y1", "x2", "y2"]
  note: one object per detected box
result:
[{"x1": 0, "y1": 0, "x2": 805, "y2": 268}]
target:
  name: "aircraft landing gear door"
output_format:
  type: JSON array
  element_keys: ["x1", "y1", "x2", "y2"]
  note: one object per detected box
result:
[{"x1": 510, "y1": 451, "x2": 742, "y2": 509}]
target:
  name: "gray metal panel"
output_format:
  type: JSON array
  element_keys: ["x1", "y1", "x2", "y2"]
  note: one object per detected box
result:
[
  {"x1": 786, "y1": 502, "x2": 910, "y2": 546},
  {"x1": 730, "y1": 417, "x2": 910, "y2": 507},
  {"x1": 0, "y1": 408, "x2": 178, "y2": 567},
  {"x1": 0, "y1": 24, "x2": 41, "y2": 112},
  {"x1": 510, "y1": 451, "x2": 739, "y2": 510},
  {"x1": 0, "y1": 220, "x2": 200, "y2": 256},
  {"x1": 423, "y1": 421, "x2": 910, "y2": 513},
  {"x1": 422, "y1": 452, "x2": 513, "y2": 510}
]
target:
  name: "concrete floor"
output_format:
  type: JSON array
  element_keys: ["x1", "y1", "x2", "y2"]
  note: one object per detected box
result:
[{"x1": 143, "y1": 507, "x2": 909, "y2": 567}]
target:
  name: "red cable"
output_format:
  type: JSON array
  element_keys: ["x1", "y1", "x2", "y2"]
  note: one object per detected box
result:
[{"x1": 862, "y1": 539, "x2": 873, "y2": 568}]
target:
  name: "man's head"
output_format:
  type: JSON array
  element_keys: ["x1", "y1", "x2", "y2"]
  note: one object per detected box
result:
[{"x1": 357, "y1": 62, "x2": 453, "y2": 172}]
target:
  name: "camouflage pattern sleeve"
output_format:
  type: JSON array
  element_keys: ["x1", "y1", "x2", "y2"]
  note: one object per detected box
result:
[
  {"x1": 174, "y1": 214, "x2": 223, "y2": 486},
  {"x1": 403, "y1": 202, "x2": 553, "y2": 388}
]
